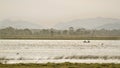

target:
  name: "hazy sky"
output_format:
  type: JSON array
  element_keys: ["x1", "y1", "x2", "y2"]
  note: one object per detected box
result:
[{"x1": 0, "y1": 0, "x2": 120, "y2": 27}]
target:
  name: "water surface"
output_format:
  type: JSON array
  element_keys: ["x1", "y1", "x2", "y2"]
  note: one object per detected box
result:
[{"x1": 0, "y1": 40, "x2": 120, "y2": 64}]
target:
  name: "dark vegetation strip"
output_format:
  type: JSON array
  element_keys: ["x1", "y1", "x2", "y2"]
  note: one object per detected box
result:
[
  {"x1": 1, "y1": 27, "x2": 120, "y2": 40},
  {"x1": 54, "y1": 55, "x2": 120, "y2": 60},
  {"x1": 0, "y1": 63, "x2": 120, "y2": 68},
  {"x1": 0, "y1": 56, "x2": 120, "y2": 61},
  {"x1": 1, "y1": 36, "x2": 120, "y2": 40}
]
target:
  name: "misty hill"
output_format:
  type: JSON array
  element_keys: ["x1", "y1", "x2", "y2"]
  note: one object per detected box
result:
[
  {"x1": 54, "y1": 17, "x2": 120, "y2": 30},
  {"x1": 0, "y1": 19, "x2": 42, "y2": 29},
  {"x1": 0, "y1": 18, "x2": 120, "y2": 30},
  {"x1": 97, "y1": 23, "x2": 120, "y2": 30}
]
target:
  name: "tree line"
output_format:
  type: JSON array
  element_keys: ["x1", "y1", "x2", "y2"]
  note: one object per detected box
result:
[{"x1": 0, "y1": 27, "x2": 120, "y2": 39}]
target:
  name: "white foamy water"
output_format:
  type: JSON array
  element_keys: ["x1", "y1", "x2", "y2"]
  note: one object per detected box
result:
[{"x1": 0, "y1": 40, "x2": 120, "y2": 64}]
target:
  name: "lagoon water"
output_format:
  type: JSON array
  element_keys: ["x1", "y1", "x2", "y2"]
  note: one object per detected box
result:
[{"x1": 0, "y1": 40, "x2": 120, "y2": 64}]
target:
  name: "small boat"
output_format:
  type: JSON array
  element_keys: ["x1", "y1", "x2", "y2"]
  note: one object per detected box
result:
[{"x1": 83, "y1": 40, "x2": 90, "y2": 43}]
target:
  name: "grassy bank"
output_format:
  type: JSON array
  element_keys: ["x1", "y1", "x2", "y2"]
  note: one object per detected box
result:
[{"x1": 0, "y1": 63, "x2": 120, "y2": 68}]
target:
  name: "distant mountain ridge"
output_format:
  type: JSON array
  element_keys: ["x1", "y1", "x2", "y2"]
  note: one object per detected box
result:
[
  {"x1": 0, "y1": 17, "x2": 120, "y2": 30},
  {"x1": 0, "y1": 19, "x2": 43, "y2": 29},
  {"x1": 54, "y1": 17, "x2": 120, "y2": 30},
  {"x1": 97, "y1": 22, "x2": 120, "y2": 30}
]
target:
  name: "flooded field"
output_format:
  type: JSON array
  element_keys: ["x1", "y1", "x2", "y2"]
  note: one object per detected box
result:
[{"x1": 0, "y1": 40, "x2": 120, "y2": 64}]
